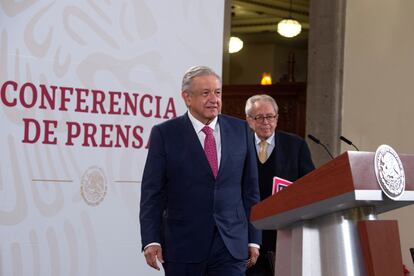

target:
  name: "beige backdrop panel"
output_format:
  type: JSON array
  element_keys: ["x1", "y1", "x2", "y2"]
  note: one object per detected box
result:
[
  {"x1": 0, "y1": 1, "x2": 225, "y2": 275},
  {"x1": 343, "y1": 0, "x2": 414, "y2": 272}
]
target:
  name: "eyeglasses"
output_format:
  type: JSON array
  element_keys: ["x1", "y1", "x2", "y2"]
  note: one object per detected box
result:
[{"x1": 251, "y1": 114, "x2": 278, "y2": 122}]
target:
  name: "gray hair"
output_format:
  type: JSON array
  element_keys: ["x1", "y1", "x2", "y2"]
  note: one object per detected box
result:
[
  {"x1": 245, "y1": 94, "x2": 279, "y2": 116},
  {"x1": 181, "y1": 66, "x2": 221, "y2": 93}
]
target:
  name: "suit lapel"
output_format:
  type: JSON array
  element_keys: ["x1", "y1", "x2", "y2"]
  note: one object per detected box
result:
[
  {"x1": 181, "y1": 113, "x2": 216, "y2": 178},
  {"x1": 274, "y1": 132, "x2": 284, "y2": 177},
  {"x1": 217, "y1": 115, "x2": 229, "y2": 178}
]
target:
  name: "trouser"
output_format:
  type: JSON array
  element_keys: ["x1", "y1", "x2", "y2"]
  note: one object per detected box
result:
[{"x1": 163, "y1": 228, "x2": 246, "y2": 276}]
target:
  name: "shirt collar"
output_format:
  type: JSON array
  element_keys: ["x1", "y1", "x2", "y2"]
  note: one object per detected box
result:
[
  {"x1": 254, "y1": 132, "x2": 275, "y2": 146},
  {"x1": 187, "y1": 111, "x2": 218, "y2": 133}
]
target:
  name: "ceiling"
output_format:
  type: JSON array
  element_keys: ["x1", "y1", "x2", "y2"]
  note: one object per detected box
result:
[{"x1": 230, "y1": 0, "x2": 309, "y2": 45}]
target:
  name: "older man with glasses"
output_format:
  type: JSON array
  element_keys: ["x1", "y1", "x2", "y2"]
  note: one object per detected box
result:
[{"x1": 245, "y1": 94, "x2": 315, "y2": 276}]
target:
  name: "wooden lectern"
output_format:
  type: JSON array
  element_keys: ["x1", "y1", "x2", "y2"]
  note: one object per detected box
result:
[{"x1": 251, "y1": 151, "x2": 414, "y2": 276}]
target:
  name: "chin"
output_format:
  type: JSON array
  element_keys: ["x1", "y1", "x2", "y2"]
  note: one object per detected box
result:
[
  {"x1": 205, "y1": 112, "x2": 218, "y2": 118},
  {"x1": 259, "y1": 132, "x2": 271, "y2": 139}
]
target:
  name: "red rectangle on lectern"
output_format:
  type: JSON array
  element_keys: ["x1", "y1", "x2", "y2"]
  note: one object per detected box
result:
[{"x1": 272, "y1": 177, "x2": 292, "y2": 195}]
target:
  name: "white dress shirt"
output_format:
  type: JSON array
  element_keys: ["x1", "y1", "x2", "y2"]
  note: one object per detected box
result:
[
  {"x1": 187, "y1": 111, "x2": 221, "y2": 167},
  {"x1": 254, "y1": 133, "x2": 275, "y2": 162}
]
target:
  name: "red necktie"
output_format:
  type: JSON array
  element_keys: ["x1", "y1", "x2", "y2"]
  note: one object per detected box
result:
[{"x1": 202, "y1": 126, "x2": 218, "y2": 178}]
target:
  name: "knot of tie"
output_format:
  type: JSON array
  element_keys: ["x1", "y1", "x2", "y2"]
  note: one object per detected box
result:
[
  {"x1": 201, "y1": 125, "x2": 213, "y2": 136},
  {"x1": 202, "y1": 126, "x2": 218, "y2": 178},
  {"x1": 259, "y1": 140, "x2": 268, "y2": 163}
]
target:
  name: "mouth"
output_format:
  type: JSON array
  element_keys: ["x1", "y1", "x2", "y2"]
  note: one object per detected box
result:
[{"x1": 259, "y1": 127, "x2": 271, "y2": 131}]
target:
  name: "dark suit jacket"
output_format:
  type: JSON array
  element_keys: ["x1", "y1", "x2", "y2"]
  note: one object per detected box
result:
[
  {"x1": 258, "y1": 130, "x2": 315, "y2": 252},
  {"x1": 271, "y1": 131, "x2": 315, "y2": 182},
  {"x1": 140, "y1": 113, "x2": 261, "y2": 263}
]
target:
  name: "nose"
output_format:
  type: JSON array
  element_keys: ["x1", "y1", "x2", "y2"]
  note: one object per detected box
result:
[{"x1": 207, "y1": 91, "x2": 220, "y2": 102}]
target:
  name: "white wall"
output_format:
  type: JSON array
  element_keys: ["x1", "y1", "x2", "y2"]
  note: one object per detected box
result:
[
  {"x1": 0, "y1": 1, "x2": 224, "y2": 275},
  {"x1": 343, "y1": 0, "x2": 414, "y2": 271}
]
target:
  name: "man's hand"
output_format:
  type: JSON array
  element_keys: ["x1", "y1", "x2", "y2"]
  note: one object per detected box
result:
[
  {"x1": 144, "y1": 245, "x2": 164, "y2": 270},
  {"x1": 246, "y1": 246, "x2": 260, "y2": 268}
]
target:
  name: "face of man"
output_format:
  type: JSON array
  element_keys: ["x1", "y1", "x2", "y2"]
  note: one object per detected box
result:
[
  {"x1": 181, "y1": 75, "x2": 222, "y2": 124},
  {"x1": 246, "y1": 100, "x2": 278, "y2": 140}
]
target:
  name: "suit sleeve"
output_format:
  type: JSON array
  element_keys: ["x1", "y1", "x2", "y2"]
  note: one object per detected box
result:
[
  {"x1": 139, "y1": 125, "x2": 167, "y2": 250},
  {"x1": 242, "y1": 123, "x2": 262, "y2": 245}
]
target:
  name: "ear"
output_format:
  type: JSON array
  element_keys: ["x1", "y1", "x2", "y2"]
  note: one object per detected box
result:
[
  {"x1": 246, "y1": 116, "x2": 255, "y2": 130},
  {"x1": 181, "y1": 91, "x2": 191, "y2": 107},
  {"x1": 275, "y1": 114, "x2": 279, "y2": 127}
]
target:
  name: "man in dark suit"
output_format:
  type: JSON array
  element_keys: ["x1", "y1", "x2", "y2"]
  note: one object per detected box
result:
[
  {"x1": 139, "y1": 66, "x2": 261, "y2": 276},
  {"x1": 245, "y1": 94, "x2": 315, "y2": 276}
]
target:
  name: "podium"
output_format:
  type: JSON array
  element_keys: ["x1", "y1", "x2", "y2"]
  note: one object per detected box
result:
[{"x1": 251, "y1": 151, "x2": 414, "y2": 276}]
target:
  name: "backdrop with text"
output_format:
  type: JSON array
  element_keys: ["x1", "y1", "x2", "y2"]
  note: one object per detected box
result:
[{"x1": 0, "y1": 1, "x2": 224, "y2": 275}]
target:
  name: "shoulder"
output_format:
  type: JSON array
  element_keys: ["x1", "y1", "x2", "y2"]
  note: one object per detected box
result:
[
  {"x1": 219, "y1": 114, "x2": 247, "y2": 127},
  {"x1": 275, "y1": 130, "x2": 306, "y2": 144},
  {"x1": 154, "y1": 114, "x2": 187, "y2": 130},
  {"x1": 218, "y1": 115, "x2": 251, "y2": 136},
  {"x1": 147, "y1": 115, "x2": 188, "y2": 148}
]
